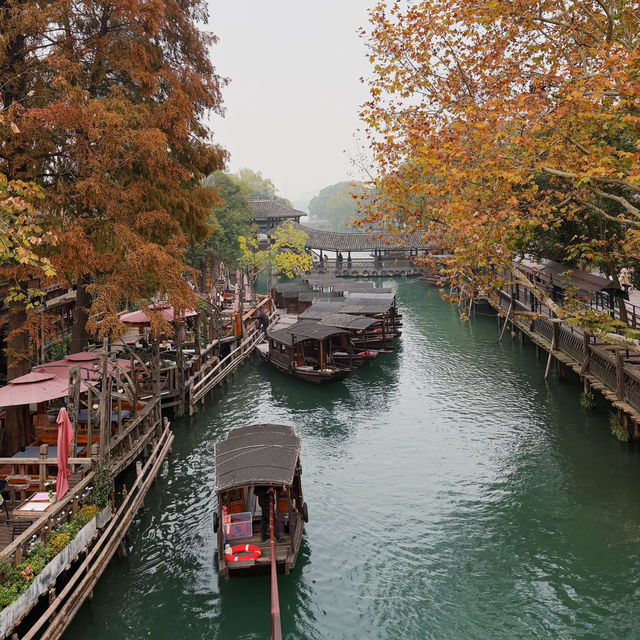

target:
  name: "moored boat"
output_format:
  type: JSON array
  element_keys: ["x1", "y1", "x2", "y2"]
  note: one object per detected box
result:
[
  {"x1": 214, "y1": 424, "x2": 307, "y2": 578},
  {"x1": 258, "y1": 321, "x2": 351, "y2": 383}
]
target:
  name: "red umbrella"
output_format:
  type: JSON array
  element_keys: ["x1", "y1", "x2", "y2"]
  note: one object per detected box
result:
[
  {"x1": 120, "y1": 304, "x2": 197, "y2": 325},
  {"x1": 37, "y1": 353, "x2": 131, "y2": 381},
  {"x1": 55, "y1": 408, "x2": 73, "y2": 501},
  {"x1": 0, "y1": 372, "x2": 74, "y2": 407}
]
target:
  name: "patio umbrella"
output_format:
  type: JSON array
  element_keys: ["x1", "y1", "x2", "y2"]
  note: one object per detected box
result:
[
  {"x1": 244, "y1": 275, "x2": 252, "y2": 302},
  {"x1": 233, "y1": 283, "x2": 241, "y2": 313},
  {"x1": 0, "y1": 371, "x2": 74, "y2": 407},
  {"x1": 37, "y1": 353, "x2": 131, "y2": 381},
  {"x1": 210, "y1": 286, "x2": 217, "y2": 305},
  {"x1": 55, "y1": 407, "x2": 73, "y2": 501},
  {"x1": 235, "y1": 269, "x2": 242, "y2": 288},
  {"x1": 120, "y1": 304, "x2": 197, "y2": 325}
]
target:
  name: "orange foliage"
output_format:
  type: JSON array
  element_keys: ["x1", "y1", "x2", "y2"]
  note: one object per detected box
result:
[{"x1": 361, "y1": 1, "x2": 640, "y2": 290}]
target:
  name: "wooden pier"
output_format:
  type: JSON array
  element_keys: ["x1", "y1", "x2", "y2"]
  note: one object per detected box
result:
[
  {"x1": 0, "y1": 347, "x2": 170, "y2": 639},
  {"x1": 480, "y1": 268, "x2": 640, "y2": 440}
]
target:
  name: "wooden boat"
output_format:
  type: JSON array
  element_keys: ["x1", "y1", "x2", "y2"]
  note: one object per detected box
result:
[
  {"x1": 257, "y1": 321, "x2": 351, "y2": 383},
  {"x1": 318, "y1": 313, "x2": 383, "y2": 367},
  {"x1": 214, "y1": 424, "x2": 307, "y2": 578}
]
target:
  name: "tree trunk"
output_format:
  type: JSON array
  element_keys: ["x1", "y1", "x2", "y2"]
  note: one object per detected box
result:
[
  {"x1": 5, "y1": 305, "x2": 31, "y2": 454},
  {"x1": 71, "y1": 275, "x2": 91, "y2": 353}
]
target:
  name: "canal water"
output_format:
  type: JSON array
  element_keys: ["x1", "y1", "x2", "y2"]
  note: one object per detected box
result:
[{"x1": 66, "y1": 280, "x2": 640, "y2": 639}]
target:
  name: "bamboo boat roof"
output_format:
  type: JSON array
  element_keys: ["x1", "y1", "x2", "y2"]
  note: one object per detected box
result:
[
  {"x1": 268, "y1": 320, "x2": 348, "y2": 345},
  {"x1": 273, "y1": 282, "x2": 311, "y2": 294},
  {"x1": 318, "y1": 313, "x2": 380, "y2": 330},
  {"x1": 297, "y1": 291, "x2": 343, "y2": 302},
  {"x1": 214, "y1": 424, "x2": 301, "y2": 491}
]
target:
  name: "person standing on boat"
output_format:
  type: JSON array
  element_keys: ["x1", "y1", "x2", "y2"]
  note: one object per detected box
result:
[{"x1": 254, "y1": 485, "x2": 282, "y2": 542}]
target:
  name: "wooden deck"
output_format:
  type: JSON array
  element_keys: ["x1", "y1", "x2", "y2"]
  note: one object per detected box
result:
[{"x1": 484, "y1": 285, "x2": 640, "y2": 438}]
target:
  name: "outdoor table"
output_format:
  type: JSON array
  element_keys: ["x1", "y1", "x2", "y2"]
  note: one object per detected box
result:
[
  {"x1": 13, "y1": 492, "x2": 57, "y2": 520},
  {"x1": 11, "y1": 446, "x2": 85, "y2": 459},
  {"x1": 77, "y1": 409, "x2": 130, "y2": 424}
]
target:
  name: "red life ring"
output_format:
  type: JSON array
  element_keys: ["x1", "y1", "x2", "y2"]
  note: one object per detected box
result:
[{"x1": 225, "y1": 544, "x2": 261, "y2": 562}]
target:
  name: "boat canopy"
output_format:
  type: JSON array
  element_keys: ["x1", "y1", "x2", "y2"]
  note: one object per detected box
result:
[
  {"x1": 214, "y1": 424, "x2": 301, "y2": 492},
  {"x1": 319, "y1": 313, "x2": 380, "y2": 331},
  {"x1": 269, "y1": 320, "x2": 348, "y2": 345}
]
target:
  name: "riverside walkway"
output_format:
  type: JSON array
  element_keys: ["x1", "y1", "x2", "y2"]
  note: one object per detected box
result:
[{"x1": 486, "y1": 266, "x2": 640, "y2": 439}]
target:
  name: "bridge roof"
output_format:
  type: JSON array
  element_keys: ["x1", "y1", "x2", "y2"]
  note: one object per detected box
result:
[
  {"x1": 250, "y1": 199, "x2": 304, "y2": 220},
  {"x1": 291, "y1": 222, "x2": 429, "y2": 251}
]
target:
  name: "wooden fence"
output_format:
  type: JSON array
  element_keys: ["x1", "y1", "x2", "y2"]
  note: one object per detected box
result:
[{"x1": 497, "y1": 289, "x2": 640, "y2": 427}]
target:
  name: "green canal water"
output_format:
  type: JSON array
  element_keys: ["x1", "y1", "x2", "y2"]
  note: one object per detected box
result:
[{"x1": 65, "y1": 280, "x2": 640, "y2": 639}]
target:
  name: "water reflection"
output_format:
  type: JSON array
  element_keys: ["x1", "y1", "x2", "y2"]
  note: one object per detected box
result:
[{"x1": 65, "y1": 280, "x2": 640, "y2": 640}]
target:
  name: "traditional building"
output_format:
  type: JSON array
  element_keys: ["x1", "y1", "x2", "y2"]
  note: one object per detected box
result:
[{"x1": 250, "y1": 199, "x2": 304, "y2": 234}]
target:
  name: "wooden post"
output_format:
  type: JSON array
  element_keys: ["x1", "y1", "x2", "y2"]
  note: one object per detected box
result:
[
  {"x1": 616, "y1": 348, "x2": 625, "y2": 401},
  {"x1": 39, "y1": 443, "x2": 48, "y2": 490},
  {"x1": 152, "y1": 338, "x2": 161, "y2": 398},
  {"x1": 175, "y1": 319, "x2": 185, "y2": 414},
  {"x1": 98, "y1": 339, "x2": 110, "y2": 463},
  {"x1": 498, "y1": 299, "x2": 513, "y2": 342},
  {"x1": 116, "y1": 371, "x2": 122, "y2": 434},
  {"x1": 544, "y1": 322, "x2": 558, "y2": 380},
  {"x1": 69, "y1": 366, "x2": 81, "y2": 455},
  {"x1": 580, "y1": 331, "x2": 591, "y2": 375}
]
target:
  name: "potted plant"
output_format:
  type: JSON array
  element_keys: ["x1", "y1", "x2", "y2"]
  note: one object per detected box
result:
[{"x1": 44, "y1": 481, "x2": 56, "y2": 504}]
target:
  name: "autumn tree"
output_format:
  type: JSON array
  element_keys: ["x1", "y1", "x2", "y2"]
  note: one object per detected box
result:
[
  {"x1": 361, "y1": 0, "x2": 640, "y2": 335},
  {"x1": 239, "y1": 221, "x2": 312, "y2": 294},
  {"x1": 2, "y1": 0, "x2": 227, "y2": 351}
]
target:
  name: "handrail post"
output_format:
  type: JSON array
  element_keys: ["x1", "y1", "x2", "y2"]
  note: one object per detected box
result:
[
  {"x1": 616, "y1": 348, "x2": 625, "y2": 401},
  {"x1": 269, "y1": 497, "x2": 282, "y2": 640}
]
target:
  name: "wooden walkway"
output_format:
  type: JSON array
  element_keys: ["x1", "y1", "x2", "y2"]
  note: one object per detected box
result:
[{"x1": 488, "y1": 287, "x2": 640, "y2": 437}]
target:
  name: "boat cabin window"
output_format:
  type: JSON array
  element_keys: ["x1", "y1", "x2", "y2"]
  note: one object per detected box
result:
[{"x1": 223, "y1": 488, "x2": 245, "y2": 514}]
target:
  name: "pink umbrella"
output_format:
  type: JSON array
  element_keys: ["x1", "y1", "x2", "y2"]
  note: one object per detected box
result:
[
  {"x1": 0, "y1": 371, "x2": 75, "y2": 407},
  {"x1": 233, "y1": 283, "x2": 241, "y2": 313},
  {"x1": 55, "y1": 407, "x2": 73, "y2": 501},
  {"x1": 36, "y1": 353, "x2": 131, "y2": 381},
  {"x1": 120, "y1": 304, "x2": 197, "y2": 325},
  {"x1": 244, "y1": 277, "x2": 252, "y2": 302},
  {"x1": 210, "y1": 286, "x2": 217, "y2": 305}
]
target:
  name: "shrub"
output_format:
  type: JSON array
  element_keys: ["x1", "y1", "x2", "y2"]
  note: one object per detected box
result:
[
  {"x1": 610, "y1": 412, "x2": 630, "y2": 443},
  {"x1": 0, "y1": 503, "x2": 100, "y2": 611},
  {"x1": 92, "y1": 466, "x2": 112, "y2": 509}
]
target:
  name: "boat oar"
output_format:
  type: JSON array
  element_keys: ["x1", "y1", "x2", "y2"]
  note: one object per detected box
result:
[{"x1": 269, "y1": 494, "x2": 282, "y2": 640}]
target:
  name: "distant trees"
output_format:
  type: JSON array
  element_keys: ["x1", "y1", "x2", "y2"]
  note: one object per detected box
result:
[
  {"x1": 188, "y1": 172, "x2": 256, "y2": 275},
  {"x1": 230, "y1": 168, "x2": 293, "y2": 207},
  {"x1": 308, "y1": 182, "x2": 366, "y2": 231}
]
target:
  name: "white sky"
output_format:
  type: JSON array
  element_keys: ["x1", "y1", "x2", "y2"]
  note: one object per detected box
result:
[{"x1": 206, "y1": 1, "x2": 374, "y2": 203}]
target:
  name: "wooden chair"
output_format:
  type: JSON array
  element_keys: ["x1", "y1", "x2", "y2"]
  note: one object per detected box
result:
[
  {"x1": 7, "y1": 519, "x2": 31, "y2": 542},
  {"x1": 5, "y1": 475, "x2": 31, "y2": 502}
]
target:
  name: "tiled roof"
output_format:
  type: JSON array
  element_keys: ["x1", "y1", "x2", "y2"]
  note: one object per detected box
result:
[
  {"x1": 250, "y1": 199, "x2": 305, "y2": 220},
  {"x1": 289, "y1": 222, "x2": 429, "y2": 251}
]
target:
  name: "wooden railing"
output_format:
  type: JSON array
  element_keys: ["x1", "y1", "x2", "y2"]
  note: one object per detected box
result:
[
  {"x1": 314, "y1": 257, "x2": 422, "y2": 276},
  {"x1": 188, "y1": 306, "x2": 277, "y2": 407},
  {"x1": 499, "y1": 289, "x2": 640, "y2": 416},
  {"x1": 2, "y1": 473, "x2": 95, "y2": 566}
]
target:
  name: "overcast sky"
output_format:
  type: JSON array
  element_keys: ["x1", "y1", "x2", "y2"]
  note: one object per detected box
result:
[{"x1": 207, "y1": 1, "x2": 374, "y2": 203}]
